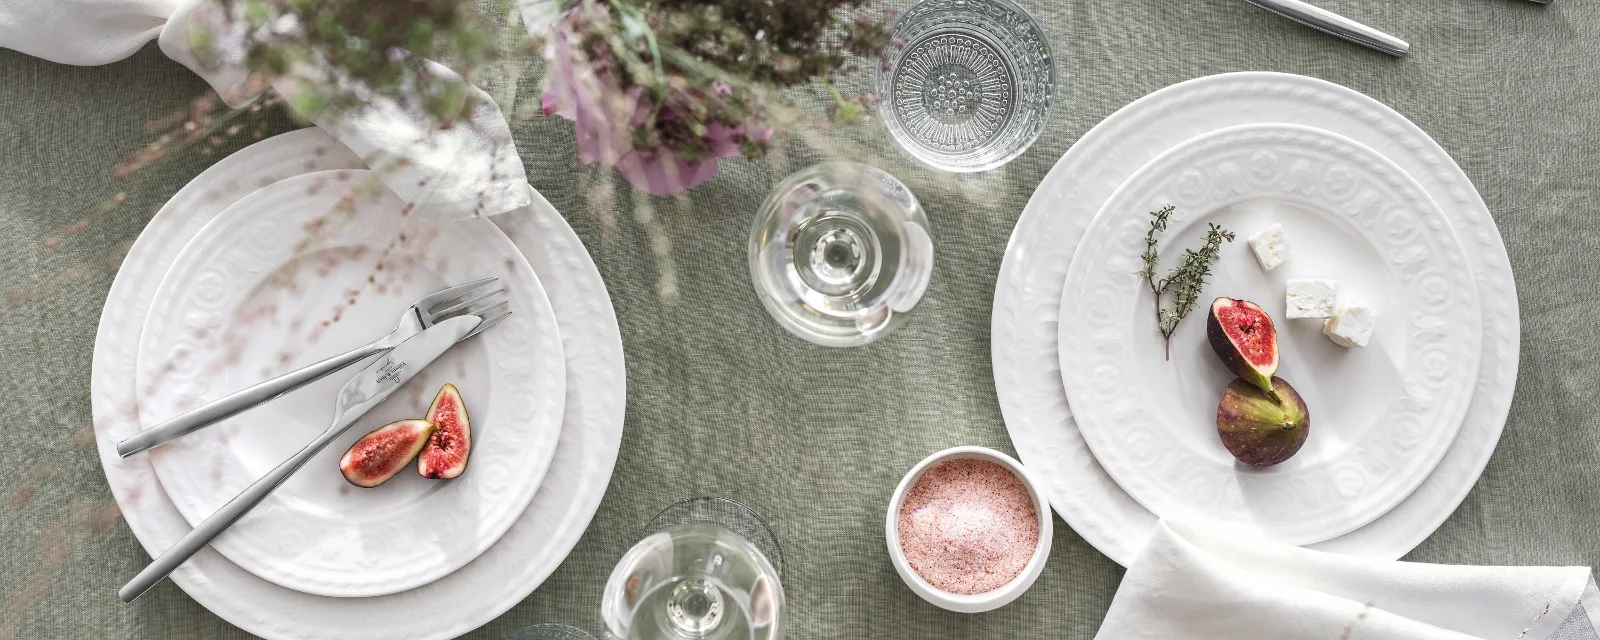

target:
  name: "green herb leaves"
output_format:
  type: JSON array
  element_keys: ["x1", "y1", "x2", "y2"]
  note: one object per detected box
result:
[{"x1": 1139, "y1": 205, "x2": 1235, "y2": 360}]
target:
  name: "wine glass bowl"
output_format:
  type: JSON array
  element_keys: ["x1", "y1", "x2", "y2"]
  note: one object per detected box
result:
[
  {"x1": 875, "y1": 0, "x2": 1056, "y2": 172},
  {"x1": 602, "y1": 522, "x2": 785, "y2": 640},
  {"x1": 750, "y1": 162, "x2": 934, "y2": 347},
  {"x1": 643, "y1": 497, "x2": 785, "y2": 578}
]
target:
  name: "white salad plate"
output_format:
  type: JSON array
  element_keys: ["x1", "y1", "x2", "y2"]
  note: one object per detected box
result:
[
  {"x1": 133, "y1": 170, "x2": 566, "y2": 597},
  {"x1": 93, "y1": 128, "x2": 627, "y2": 639},
  {"x1": 994, "y1": 72, "x2": 1519, "y2": 565},
  {"x1": 1057, "y1": 124, "x2": 1481, "y2": 546}
]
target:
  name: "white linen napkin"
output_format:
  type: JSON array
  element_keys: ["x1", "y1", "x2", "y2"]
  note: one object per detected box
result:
[
  {"x1": 1099, "y1": 520, "x2": 1600, "y2": 640},
  {"x1": 0, "y1": 0, "x2": 530, "y2": 220}
]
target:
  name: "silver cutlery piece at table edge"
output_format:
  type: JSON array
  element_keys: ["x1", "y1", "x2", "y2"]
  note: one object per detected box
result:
[
  {"x1": 116, "y1": 277, "x2": 508, "y2": 458},
  {"x1": 1244, "y1": 0, "x2": 1409, "y2": 57},
  {"x1": 119, "y1": 313, "x2": 491, "y2": 602}
]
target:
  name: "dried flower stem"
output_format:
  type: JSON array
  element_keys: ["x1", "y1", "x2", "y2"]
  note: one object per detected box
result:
[{"x1": 1139, "y1": 205, "x2": 1235, "y2": 360}]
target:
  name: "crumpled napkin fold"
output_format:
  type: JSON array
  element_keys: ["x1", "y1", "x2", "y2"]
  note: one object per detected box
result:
[
  {"x1": 0, "y1": 0, "x2": 530, "y2": 220},
  {"x1": 1099, "y1": 519, "x2": 1600, "y2": 640}
]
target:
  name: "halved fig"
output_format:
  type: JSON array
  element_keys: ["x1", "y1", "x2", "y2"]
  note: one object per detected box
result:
[
  {"x1": 1217, "y1": 376, "x2": 1310, "y2": 467},
  {"x1": 1206, "y1": 297, "x2": 1279, "y2": 394},
  {"x1": 340, "y1": 419, "x2": 436, "y2": 488},
  {"x1": 418, "y1": 383, "x2": 471, "y2": 479}
]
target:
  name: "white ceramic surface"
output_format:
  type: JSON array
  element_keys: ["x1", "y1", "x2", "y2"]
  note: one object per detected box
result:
[
  {"x1": 885, "y1": 446, "x2": 1052, "y2": 613},
  {"x1": 992, "y1": 72, "x2": 1519, "y2": 565},
  {"x1": 1058, "y1": 124, "x2": 1480, "y2": 545},
  {"x1": 132, "y1": 170, "x2": 566, "y2": 597},
  {"x1": 93, "y1": 128, "x2": 627, "y2": 638}
]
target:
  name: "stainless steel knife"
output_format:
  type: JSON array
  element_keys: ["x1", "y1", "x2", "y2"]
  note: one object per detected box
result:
[
  {"x1": 119, "y1": 314, "x2": 483, "y2": 603},
  {"x1": 116, "y1": 277, "x2": 508, "y2": 459},
  {"x1": 1244, "y1": 0, "x2": 1410, "y2": 57}
]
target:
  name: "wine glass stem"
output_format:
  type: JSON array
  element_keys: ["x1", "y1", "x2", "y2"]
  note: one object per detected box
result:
[
  {"x1": 794, "y1": 210, "x2": 880, "y2": 299},
  {"x1": 665, "y1": 578, "x2": 725, "y2": 636}
]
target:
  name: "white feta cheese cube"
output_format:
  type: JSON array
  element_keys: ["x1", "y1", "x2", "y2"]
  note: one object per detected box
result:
[
  {"x1": 1285, "y1": 279, "x2": 1339, "y2": 319},
  {"x1": 1323, "y1": 304, "x2": 1378, "y2": 348},
  {"x1": 1247, "y1": 223, "x2": 1292, "y2": 272}
]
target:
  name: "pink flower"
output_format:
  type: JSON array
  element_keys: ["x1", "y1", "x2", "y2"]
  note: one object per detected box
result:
[{"x1": 540, "y1": 8, "x2": 763, "y2": 197}]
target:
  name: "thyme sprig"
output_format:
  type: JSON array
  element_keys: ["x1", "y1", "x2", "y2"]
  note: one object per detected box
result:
[{"x1": 1139, "y1": 205, "x2": 1235, "y2": 360}]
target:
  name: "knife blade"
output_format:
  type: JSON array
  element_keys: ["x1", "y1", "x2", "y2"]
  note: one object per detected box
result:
[
  {"x1": 326, "y1": 315, "x2": 479, "y2": 434},
  {"x1": 118, "y1": 314, "x2": 482, "y2": 602}
]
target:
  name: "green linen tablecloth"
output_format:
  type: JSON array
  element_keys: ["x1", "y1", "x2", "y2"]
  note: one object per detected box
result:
[{"x1": 2, "y1": 1, "x2": 1599, "y2": 638}]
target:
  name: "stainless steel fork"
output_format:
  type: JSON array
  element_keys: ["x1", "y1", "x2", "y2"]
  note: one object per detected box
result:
[{"x1": 116, "y1": 277, "x2": 511, "y2": 458}]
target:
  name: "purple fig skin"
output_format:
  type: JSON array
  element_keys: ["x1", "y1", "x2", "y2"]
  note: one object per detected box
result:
[
  {"x1": 340, "y1": 419, "x2": 436, "y2": 488},
  {"x1": 1207, "y1": 297, "x2": 1279, "y2": 395},
  {"x1": 1216, "y1": 377, "x2": 1309, "y2": 467}
]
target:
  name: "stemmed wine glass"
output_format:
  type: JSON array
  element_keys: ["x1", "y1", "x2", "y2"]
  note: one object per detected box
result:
[
  {"x1": 750, "y1": 161, "x2": 934, "y2": 347},
  {"x1": 601, "y1": 498, "x2": 786, "y2": 640}
]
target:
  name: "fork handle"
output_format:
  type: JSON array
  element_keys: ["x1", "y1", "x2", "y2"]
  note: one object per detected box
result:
[
  {"x1": 116, "y1": 341, "x2": 387, "y2": 458},
  {"x1": 119, "y1": 424, "x2": 348, "y2": 602}
]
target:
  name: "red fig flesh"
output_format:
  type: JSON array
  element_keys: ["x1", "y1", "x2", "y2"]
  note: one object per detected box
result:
[
  {"x1": 1217, "y1": 377, "x2": 1310, "y2": 467},
  {"x1": 340, "y1": 419, "x2": 436, "y2": 488},
  {"x1": 1206, "y1": 297, "x2": 1279, "y2": 394},
  {"x1": 418, "y1": 383, "x2": 471, "y2": 479}
]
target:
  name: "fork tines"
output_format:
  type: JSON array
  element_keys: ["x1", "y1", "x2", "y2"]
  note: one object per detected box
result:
[{"x1": 424, "y1": 278, "x2": 511, "y2": 339}]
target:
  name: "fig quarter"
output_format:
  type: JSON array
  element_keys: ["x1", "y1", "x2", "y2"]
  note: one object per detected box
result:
[
  {"x1": 417, "y1": 383, "x2": 472, "y2": 479},
  {"x1": 339, "y1": 419, "x2": 436, "y2": 488},
  {"x1": 1207, "y1": 297, "x2": 1280, "y2": 395}
]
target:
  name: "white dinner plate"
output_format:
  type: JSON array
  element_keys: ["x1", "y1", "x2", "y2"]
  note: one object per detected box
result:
[
  {"x1": 1058, "y1": 124, "x2": 1480, "y2": 545},
  {"x1": 993, "y1": 72, "x2": 1519, "y2": 565},
  {"x1": 133, "y1": 170, "x2": 565, "y2": 596},
  {"x1": 94, "y1": 128, "x2": 627, "y2": 638}
]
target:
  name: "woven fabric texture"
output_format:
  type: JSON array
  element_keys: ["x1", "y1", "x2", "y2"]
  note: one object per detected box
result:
[{"x1": 1, "y1": 1, "x2": 1598, "y2": 638}]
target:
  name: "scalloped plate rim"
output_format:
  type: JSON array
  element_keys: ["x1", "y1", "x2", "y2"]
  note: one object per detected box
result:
[
  {"x1": 992, "y1": 71, "x2": 1519, "y2": 566},
  {"x1": 93, "y1": 128, "x2": 627, "y2": 639},
  {"x1": 1056, "y1": 122, "x2": 1481, "y2": 546},
  {"x1": 133, "y1": 169, "x2": 566, "y2": 597}
]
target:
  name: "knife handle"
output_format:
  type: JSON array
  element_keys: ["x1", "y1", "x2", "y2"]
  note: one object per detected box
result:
[
  {"x1": 116, "y1": 341, "x2": 388, "y2": 458},
  {"x1": 118, "y1": 425, "x2": 348, "y2": 602},
  {"x1": 1245, "y1": 0, "x2": 1409, "y2": 57}
]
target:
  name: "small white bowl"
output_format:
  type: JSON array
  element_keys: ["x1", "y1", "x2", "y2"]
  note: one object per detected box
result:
[{"x1": 886, "y1": 446, "x2": 1053, "y2": 613}]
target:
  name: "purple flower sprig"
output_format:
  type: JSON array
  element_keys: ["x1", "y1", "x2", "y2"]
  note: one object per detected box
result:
[{"x1": 538, "y1": 0, "x2": 892, "y2": 196}]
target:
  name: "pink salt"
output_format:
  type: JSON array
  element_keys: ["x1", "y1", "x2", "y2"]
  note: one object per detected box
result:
[{"x1": 897, "y1": 458, "x2": 1040, "y2": 595}]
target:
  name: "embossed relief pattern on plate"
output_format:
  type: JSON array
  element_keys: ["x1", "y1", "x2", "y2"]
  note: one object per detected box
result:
[
  {"x1": 96, "y1": 128, "x2": 626, "y2": 638},
  {"x1": 1057, "y1": 125, "x2": 1481, "y2": 546},
  {"x1": 133, "y1": 170, "x2": 565, "y2": 597},
  {"x1": 993, "y1": 73, "x2": 1517, "y2": 565}
]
